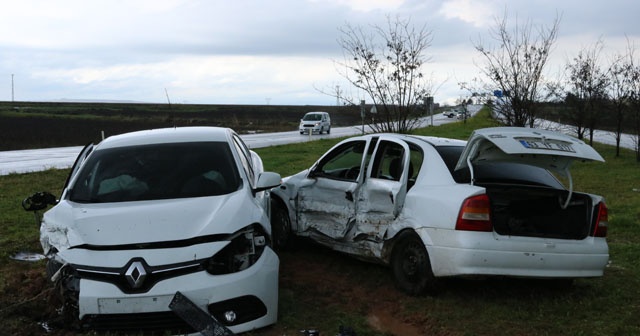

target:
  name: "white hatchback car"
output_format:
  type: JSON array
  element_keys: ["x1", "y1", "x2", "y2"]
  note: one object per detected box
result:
[
  {"x1": 270, "y1": 127, "x2": 609, "y2": 295},
  {"x1": 299, "y1": 111, "x2": 331, "y2": 135},
  {"x1": 29, "y1": 127, "x2": 281, "y2": 334}
]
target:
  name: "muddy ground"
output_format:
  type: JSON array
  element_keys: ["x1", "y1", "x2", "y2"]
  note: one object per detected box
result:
[{"x1": 2, "y1": 241, "x2": 434, "y2": 336}]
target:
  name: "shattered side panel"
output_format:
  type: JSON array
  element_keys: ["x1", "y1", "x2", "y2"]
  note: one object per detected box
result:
[
  {"x1": 354, "y1": 178, "x2": 402, "y2": 242},
  {"x1": 296, "y1": 178, "x2": 357, "y2": 239}
]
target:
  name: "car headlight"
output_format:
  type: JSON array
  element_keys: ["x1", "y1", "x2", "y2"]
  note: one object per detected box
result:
[{"x1": 204, "y1": 224, "x2": 269, "y2": 275}]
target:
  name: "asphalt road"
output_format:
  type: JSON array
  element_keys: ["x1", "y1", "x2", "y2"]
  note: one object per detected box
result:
[{"x1": 6, "y1": 105, "x2": 636, "y2": 176}]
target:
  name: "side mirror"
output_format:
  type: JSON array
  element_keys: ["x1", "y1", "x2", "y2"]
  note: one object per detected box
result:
[
  {"x1": 253, "y1": 172, "x2": 282, "y2": 194},
  {"x1": 22, "y1": 191, "x2": 58, "y2": 211}
]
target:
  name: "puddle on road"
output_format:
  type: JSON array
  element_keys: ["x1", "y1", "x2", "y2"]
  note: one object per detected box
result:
[
  {"x1": 367, "y1": 308, "x2": 423, "y2": 336},
  {"x1": 10, "y1": 251, "x2": 45, "y2": 262}
]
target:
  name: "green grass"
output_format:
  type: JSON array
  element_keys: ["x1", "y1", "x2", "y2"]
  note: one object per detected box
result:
[{"x1": 1, "y1": 106, "x2": 639, "y2": 335}]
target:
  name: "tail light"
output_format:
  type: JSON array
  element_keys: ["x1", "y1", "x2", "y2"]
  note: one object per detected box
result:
[
  {"x1": 593, "y1": 202, "x2": 608, "y2": 237},
  {"x1": 455, "y1": 194, "x2": 493, "y2": 232}
]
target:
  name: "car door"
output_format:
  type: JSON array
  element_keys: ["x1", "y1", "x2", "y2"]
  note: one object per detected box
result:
[
  {"x1": 353, "y1": 136, "x2": 411, "y2": 241},
  {"x1": 296, "y1": 138, "x2": 376, "y2": 239}
]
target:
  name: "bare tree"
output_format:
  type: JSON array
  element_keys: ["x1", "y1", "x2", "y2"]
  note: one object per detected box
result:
[
  {"x1": 335, "y1": 16, "x2": 434, "y2": 133},
  {"x1": 607, "y1": 41, "x2": 636, "y2": 157},
  {"x1": 565, "y1": 40, "x2": 610, "y2": 145},
  {"x1": 628, "y1": 49, "x2": 640, "y2": 161},
  {"x1": 474, "y1": 12, "x2": 560, "y2": 127}
]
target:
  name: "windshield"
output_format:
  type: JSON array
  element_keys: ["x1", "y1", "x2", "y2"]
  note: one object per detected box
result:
[
  {"x1": 303, "y1": 113, "x2": 323, "y2": 121},
  {"x1": 68, "y1": 142, "x2": 241, "y2": 203}
]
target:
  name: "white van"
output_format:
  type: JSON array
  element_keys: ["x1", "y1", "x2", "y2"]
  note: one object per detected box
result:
[{"x1": 299, "y1": 111, "x2": 331, "y2": 135}]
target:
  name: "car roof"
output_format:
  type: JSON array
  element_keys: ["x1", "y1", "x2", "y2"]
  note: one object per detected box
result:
[
  {"x1": 351, "y1": 133, "x2": 466, "y2": 147},
  {"x1": 96, "y1": 127, "x2": 233, "y2": 150}
]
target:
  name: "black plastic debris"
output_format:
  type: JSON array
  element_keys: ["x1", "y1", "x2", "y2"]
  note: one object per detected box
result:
[
  {"x1": 22, "y1": 191, "x2": 57, "y2": 211},
  {"x1": 169, "y1": 291, "x2": 234, "y2": 336}
]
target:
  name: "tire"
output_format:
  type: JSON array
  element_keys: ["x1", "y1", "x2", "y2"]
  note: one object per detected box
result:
[
  {"x1": 270, "y1": 198, "x2": 293, "y2": 250},
  {"x1": 327, "y1": 127, "x2": 331, "y2": 134},
  {"x1": 390, "y1": 231, "x2": 436, "y2": 295}
]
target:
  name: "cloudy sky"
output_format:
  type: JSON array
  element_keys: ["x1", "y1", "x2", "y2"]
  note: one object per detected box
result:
[{"x1": 1, "y1": 0, "x2": 638, "y2": 106}]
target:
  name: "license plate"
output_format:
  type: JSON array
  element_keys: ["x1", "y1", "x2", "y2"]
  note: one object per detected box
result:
[
  {"x1": 518, "y1": 139, "x2": 575, "y2": 153},
  {"x1": 98, "y1": 295, "x2": 173, "y2": 313}
]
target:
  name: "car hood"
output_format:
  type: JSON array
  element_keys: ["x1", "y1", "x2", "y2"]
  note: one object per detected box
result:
[
  {"x1": 455, "y1": 127, "x2": 604, "y2": 173},
  {"x1": 40, "y1": 191, "x2": 259, "y2": 252}
]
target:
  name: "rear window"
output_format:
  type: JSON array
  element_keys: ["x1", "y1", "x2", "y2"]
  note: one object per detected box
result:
[
  {"x1": 434, "y1": 146, "x2": 564, "y2": 189},
  {"x1": 68, "y1": 142, "x2": 241, "y2": 203}
]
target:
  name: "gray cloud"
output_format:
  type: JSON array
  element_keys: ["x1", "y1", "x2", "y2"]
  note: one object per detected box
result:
[{"x1": 0, "y1": 0, "x2": 638, "y2": 105}]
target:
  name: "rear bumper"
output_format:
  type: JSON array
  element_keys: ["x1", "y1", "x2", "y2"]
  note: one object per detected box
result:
[{"x1": 421, "y1": 229, "x2": 609, "y2": 278}]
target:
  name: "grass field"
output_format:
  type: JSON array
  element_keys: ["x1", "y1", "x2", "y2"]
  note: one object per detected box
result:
[{"x1": 1, "y1": 107, "x2": 638, "y2": 335}]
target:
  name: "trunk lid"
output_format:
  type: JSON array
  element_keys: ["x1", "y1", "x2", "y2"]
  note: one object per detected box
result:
[{"x1": 455, "y1": 127, "x2": 604, "y2": 173}]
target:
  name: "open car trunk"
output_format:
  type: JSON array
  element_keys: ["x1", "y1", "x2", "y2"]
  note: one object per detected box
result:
[
  {"x1": 452, "y1": 127, "x2": 605, "y2": 240},
  {"x1": 482, "y1": 184, "x2": 594, "y2": 239}
]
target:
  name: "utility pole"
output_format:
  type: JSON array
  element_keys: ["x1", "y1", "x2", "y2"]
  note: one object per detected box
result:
[{"x1": 360, "y1": 100, "x2": 365, "y2": 135}]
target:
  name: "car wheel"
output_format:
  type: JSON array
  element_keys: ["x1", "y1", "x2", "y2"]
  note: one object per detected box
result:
[
  {"x1": 271, "y1": 198, "x2": 293, "y2": 250},
  {"x1": 390, "y1": 231, "x2": 436, "y2": 295},
  {"x1": 327, "y1": 127, "x2": 331, "y2": 134}
]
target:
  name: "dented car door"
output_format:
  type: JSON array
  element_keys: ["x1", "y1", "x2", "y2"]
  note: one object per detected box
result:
[
  {"x1": 296, "y1": 139, "x2": 373, "y2": 239},
  {"x1": 353, "y1": 137, "x2": 411, "y2": 242}
]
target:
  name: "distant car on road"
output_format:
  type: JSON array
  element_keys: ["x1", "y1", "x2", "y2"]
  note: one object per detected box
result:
[
  {"x1": 299, "y1": 111, "x2": 331, "y2": 135},
  {"x1": 26, "y1": 127, "x2": 282, "y2": 334},
  {"x1": 443, "y1": 110, "x2": 456, "y2": 118},
  {"x1": 270, "y1": 127, "x2": 609, "y2": 295}
]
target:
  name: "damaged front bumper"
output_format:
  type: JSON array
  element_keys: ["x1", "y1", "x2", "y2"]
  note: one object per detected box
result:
[{"x1": 49, "y1": 247, "x2": 279, "y2": 335}]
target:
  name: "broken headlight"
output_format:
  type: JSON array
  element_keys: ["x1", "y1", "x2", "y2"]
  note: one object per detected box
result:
[{"x1": 205, "y1": 224, "x2": 269, "y2": 275}]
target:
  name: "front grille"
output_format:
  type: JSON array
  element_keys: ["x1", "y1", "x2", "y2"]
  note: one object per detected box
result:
[
  {"x1": 75, "y1": 258, "x2": 204, "y2": 294},
  {"x1": 81, "y1": 311, "x2": 195, "y2": 334}
]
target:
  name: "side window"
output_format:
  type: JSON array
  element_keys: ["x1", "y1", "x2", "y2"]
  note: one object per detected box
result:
[
  {"x1": 369, "y1": 140, "x2": 423, "y2": 189},
  {"x1": 370, "y1": 141, "x2": 405, "y2": 181},
  {"x1": 313, "y1": 140, "x2": 366, "y2": 182},
  {"x1": 232, "y1": 134, "x2": 255, "y2": 187},
  {"x1": 408, "y1": 143, "x2": 423, "y2": 189}
]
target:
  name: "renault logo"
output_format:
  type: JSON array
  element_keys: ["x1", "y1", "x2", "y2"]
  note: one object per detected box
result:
[{"x1": 125, "y1": 261, "x2": 147, "y2": 289}]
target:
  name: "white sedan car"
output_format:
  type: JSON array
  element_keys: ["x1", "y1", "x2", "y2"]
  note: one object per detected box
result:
[
  {"x1": 28, "y1": 127, "x2": 281, "y2": 334},
  {"x1": 270, "y1": 127, "x2": 609, "y2": 295}
]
